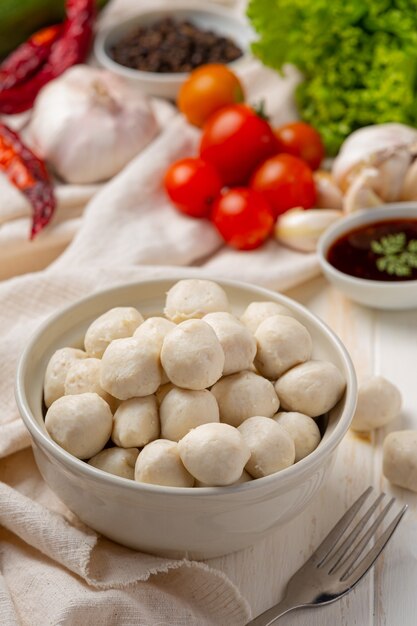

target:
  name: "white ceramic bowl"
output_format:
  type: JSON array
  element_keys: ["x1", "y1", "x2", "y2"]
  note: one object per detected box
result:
[
  {"x1": 318, "y1": 203, "x2": 417, "y2": 310},
  {"x1": 15, "y1": 276, "x2": 356, "y2": 559},
  {"x1": 94, "y1": 4, "x2": 254, "y2": 99}
]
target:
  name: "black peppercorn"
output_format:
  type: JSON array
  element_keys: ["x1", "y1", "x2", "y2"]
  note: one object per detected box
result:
[{"x1": 110, "y1": 18, "x2": 243, "y2": 73}]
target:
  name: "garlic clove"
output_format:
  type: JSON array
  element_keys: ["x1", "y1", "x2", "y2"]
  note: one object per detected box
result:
[
  {"x1": 372, "y1": 147, "x2": 412, "y2": 202},
  {"x1": 401, "y1": 159, "x2": 417, "y2": 200},
  {"x1": 313, "y1": 170, "x2": 343, "y2": 210},
  {"x1": 275, "y1": 208, "x2": 343, "y2": 252},
  {"x1": 344, "y1": 188, "x2": 383, "y2": 214},
  {"x1": 342, "y1": 168, "x2": 383, "y2": 214}
]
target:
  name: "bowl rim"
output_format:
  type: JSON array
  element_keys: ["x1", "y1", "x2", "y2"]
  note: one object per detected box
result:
[
  {"x1": 94, "y1": 3, "x2": 254, "y2": 82},
  {"x1": 15, "y1": 275, "x2": 357, "y2": 497},
  {"x1": 317, "y1": 202, "x2": 417, "y2": 289}
]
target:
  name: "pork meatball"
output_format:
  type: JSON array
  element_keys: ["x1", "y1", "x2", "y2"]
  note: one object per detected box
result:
[
  {"x1": 160, "y1": 388, "x2": 219, "y2": 441},
  {"x1": 100, "y1": 336, "x2": 161, "y2": 400},
  {"x1": 164, "y1": 279, "x2": 230, "y2": 323},
  {"x1": 238, "y1": 416, "x2": 295, "y2": 478},
  {"x1": 112, "y1": 396, "x2": 159, "y2": 448},
  {"x1": 45, "y1": 392, "x2": 112, "y2": 459},
  {"x1": 273, "y1": 411, "x2": 321, "y2": 462},
  {"x1": 44, "y1": 347, "x2": 87, "y2": 408},
  {"x1": 161, "y1": 319, "x2": 224, "y2": 390},
  {"x1": 178, "y1": 423, "x2": 250, "y2": 486},
  {"x1": 203, "y1": 312, "x2": 256, "y2": 376},
  {"x1": 383, "y1": 431, "x2": 417, "y2": 492},
  {"x1": 275, "y1": 360, "x2": 346, "y2": 418},
  {"x1": 255, "y1": 315, "x2": 312, "y2": 379},
  {"x1": 88, "y1": 447, "x2": 139, "y2": 480},
  {"x1": 351, "y1": 376, "x2": 402, "y2": 432},
  {"x1": 135, "y1": 439, "x2": 194, "y2": 487},
  {"x1": 240, "y1": 301, "x2": 293, "y2": 333},
  {"x1": 211, "y1": 370, "x2": 279, "y2": 427},
  {"x1": 64, "y1": 357, "x2": 116, "y2": 410},
  {"x1": 84, "y1": 307, "x2": 143, "y2": 358}
]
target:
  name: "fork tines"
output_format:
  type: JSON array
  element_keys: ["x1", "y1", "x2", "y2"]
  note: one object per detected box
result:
[{"x1": 310, "y1": 486, "x2": 407, "y2": 585}]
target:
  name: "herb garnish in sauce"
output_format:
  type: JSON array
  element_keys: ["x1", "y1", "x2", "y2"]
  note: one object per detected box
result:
[
  {"x1": 327, "y1": 219, "x2": 417, "y2": 282},
  {"x1": 371, "y1": 233, "x2": 417, "y2": 277}
]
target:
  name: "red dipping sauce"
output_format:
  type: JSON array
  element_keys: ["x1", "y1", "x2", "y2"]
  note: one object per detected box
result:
[{"x1": 327, "y1": 219, "x2": 417, "y2": 282}]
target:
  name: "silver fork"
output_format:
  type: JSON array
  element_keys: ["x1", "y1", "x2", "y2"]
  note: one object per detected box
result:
[{"x1": 246, "y1": 487, "x2": 407, "y2": 625}]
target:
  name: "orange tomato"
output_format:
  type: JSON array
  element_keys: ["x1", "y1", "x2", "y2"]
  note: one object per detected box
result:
[{"x1": 178, "y1": 64, "x2": 244, "y2": 128}]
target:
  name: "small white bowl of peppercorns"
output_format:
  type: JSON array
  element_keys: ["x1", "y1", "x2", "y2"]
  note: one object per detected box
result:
[{"x1": 94, "y1": 3, "x2": 254, "y2": 99}]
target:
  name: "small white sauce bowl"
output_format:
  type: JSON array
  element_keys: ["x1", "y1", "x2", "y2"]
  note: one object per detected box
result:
[
  {"x1": 15, "y1": 276, "x2": 356, "y2": 559},
  {"x1": 318, "y1": 203, "x2": 417, "y2": 310},
  {"x1": 94, "y1": 4, "x2": 255, "y2": 100}
]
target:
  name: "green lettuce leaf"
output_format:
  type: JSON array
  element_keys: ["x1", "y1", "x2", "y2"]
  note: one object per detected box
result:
[{"x1": 247, "y1": 0, "x2": 417, "y2": 154}]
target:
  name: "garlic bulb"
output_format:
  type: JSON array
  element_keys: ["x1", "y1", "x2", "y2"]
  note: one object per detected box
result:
[
  {"x1": 275, "y1": 208, "x2": 343, "y2": 252},
  {"x1": 27, "y1": 66, "x2": 159, "y2": 184},
  {"x1": 332, "y1": 123, "x2": 417, "y2": 197},
  {"x1": 342, "y1": 150, "x2": 417, "y2": 213}
]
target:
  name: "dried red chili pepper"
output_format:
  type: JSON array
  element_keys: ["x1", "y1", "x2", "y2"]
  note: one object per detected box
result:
[
  {"x1": 0, "y1": 0, "x2": 96, "y2": 114},
  {"x1": 0, "y1": 25, "x2": 63, "y2": 91},
  {"x1": 0, "y1": 123, "x2": 56, "y2": 239},
  {"x1": 44, "y1": 0, "x2": 96, "y2": 75}
]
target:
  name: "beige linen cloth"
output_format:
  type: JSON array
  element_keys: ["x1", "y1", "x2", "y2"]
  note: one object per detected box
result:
[{"x1": 0, "y1": 2, "x2": 320, "y2": 625}]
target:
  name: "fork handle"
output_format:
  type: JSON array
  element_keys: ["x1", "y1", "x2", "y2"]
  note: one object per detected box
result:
[{"x1": 245, "y1": 596, "x2": 300, "y2": 625}]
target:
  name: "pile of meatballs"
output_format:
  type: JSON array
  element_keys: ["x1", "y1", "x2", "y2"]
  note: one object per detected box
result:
[{"x1": 43, "y1": 279, "x2": 346, "y2": 488}]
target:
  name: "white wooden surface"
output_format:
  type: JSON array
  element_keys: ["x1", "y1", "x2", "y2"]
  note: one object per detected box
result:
[{"x1": 210, "y1": 277, "x2": 417, "y2": 625}]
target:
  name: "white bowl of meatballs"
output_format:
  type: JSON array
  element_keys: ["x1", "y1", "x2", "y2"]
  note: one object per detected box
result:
[{"x1": 16, "y1": 276, "x2": 356, "y2": 559}]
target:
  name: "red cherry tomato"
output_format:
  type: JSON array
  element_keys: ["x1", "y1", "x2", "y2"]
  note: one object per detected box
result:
[
  {"x1": 211, "y1": 188, "x2": 274, "y2": 250},
  {"x1": 250, "y1": 154, "x2": 316, "y2": 218},
  {"x1": 274, "y1": 122, "x2": 325, "y2": 171},
  {"x1": 200, "y1": 104, "x2": 277, "y2": 186},
  {"x1": 164, "y1": 157, "x2": 222, "y2": 218}
]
